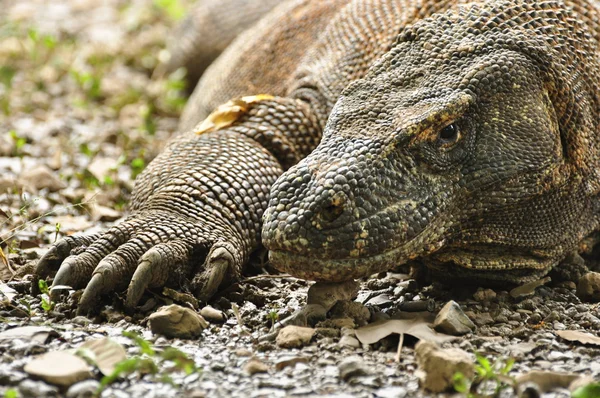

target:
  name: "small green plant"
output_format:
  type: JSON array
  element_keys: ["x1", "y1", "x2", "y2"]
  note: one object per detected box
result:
[
  {"x1": 98, "y1": 331, "x2": 201, "y2": 393},
  {"x1": 572, "y1": 382, "x2": 600, "y2": 398},
  {"x1": 70, "y1": 69, "x2": 102, "y2": 101},
  {"x1": 267, "y1": 310, "x2": 279, "y2": 328},
  {"x1": 4, "y1": 388, "x2": 19, "y2": 398},
  {"x1": 18, "y1": 298, "x2": 34, "y2": 318},
  {"x1": 453, "y1": 354, "x2": 515, "y2": 397},
  {"x1": 9, "y1": 130, "x2": 26, "y2": 156},
  {"x1": 130, "y1": 157, "x2": 146, "y2": 179},
  {"x1": 37, "y1": 279, "x2": 55, "y2": 312},
  {"x1": 54, "y1": 222, "x2": 61, "y2": 243},
  {"x1": 0, "y1": 66, "x2": 16, "y2": 114},
  {"x1": 153, "y1": 0, "x2": 186, "y2": 20}
]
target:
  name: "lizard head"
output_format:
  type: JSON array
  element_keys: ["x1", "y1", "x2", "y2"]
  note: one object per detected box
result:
[{"x1": 263, "y1": 4, "x2": 598, "y2": 284}]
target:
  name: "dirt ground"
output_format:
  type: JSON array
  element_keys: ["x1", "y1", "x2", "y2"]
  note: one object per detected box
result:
[{"x1": 1, "y1": 1, "x2": 600, "y2": 397}]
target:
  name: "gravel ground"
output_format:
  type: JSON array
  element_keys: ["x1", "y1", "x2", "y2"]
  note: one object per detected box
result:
[{"x1": 1, "y1": 1, "x2": 600, "y2": 397}]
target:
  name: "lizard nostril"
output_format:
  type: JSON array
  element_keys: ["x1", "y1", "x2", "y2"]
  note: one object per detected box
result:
[{"x1": 320, "y1": 203, "x2": 345, "y2": 222}]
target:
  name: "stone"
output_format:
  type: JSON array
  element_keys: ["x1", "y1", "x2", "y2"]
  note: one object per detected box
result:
[
  {"x1": 576, "y1": 272, "x2": 600, "y2": 302},
  {"x1": 307, "y1": 280, "x2": 360, "y2": 311},
  {"x1": 276, "y1": 326, "x2": 315, "y2": 348},
  {"x1": 338, "y1": 356, "x2": 372, "y2": 381},
  {"x1": 148, "y1": 304, "x2": 208, "y2": 339},
  {"x1": 375, "y1": 386, "x2": 408, "y2": 398},
  {"x1": 339, "y1": 335, "x2": 361, "y2": 348},
  {"x1": 415, "y1": 341, "x2": 474, "y2": 393},
  {"x1": 298, "y1": 304, "x2": 327, "y2": 326},
  {"x1": 71, "y1": 316, "x2": 92, "y2": 326},
  {"x1": 365, "y1": 294, "x2": 394, "y2": 308},
  {"x1": 24, "y1": 351, "x2": 92, "y2": 387},
  {"x1": 200, "y1": 306, "x2": 225, "y2": 323},
  {"x1": 330, "y1": 301, "x2": 371, "y2": 326},
  {"x1": 316, "y1": 317, "x2": 356, "y2": 329},
  {"x1": 274, "y1": 356, "x2": 309, "y2": 371},
  {"x1": 244, "y1": 358, "x2": 269, "y2": 375},
  {"x1": 18, "y1": 379, "x2": 59, "y2": 397},
  {"x1": 433, "y1": 301, "x2": 476, "y2": 335},
  {"x1": 234, "y1": 348, "x2": 253, "y2": 357},
  {"x1": 91, "y1": 205, "x2": 121, "y2": 222},
  {"x1": 66, "y1": 379, "x2": 100, "y2": 398},
  {"x1": 19, "y1": 165, "x2": 66, "y2": 192},
  {"x1": 473, "y1": 288, "x2": 496, "y2": 302},
  {"x1": 465, "y1": 311, "x2": 494, "y2": 327}
]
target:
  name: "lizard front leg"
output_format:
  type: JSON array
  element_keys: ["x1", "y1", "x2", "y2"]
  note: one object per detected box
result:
[{"x1": 34, "y1": 97, "x2": 322, "y2": 314}]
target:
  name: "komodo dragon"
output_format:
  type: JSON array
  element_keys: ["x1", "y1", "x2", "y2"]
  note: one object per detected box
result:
[{"x1": 35, "y1": 0, "x2": 600, "y2": 314}]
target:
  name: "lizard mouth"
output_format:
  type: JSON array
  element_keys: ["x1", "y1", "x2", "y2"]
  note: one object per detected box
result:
[{"x1": 268, "y1": 248, "x2": 407, "y2": 282}]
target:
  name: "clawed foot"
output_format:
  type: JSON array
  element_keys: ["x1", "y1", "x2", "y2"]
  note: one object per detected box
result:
[{"x1": 33, "y1": 210, "x2": 243, "y2": 315}]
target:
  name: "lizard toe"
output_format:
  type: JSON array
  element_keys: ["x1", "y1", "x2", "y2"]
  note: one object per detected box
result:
[
  {"x1": 192, "y1": 242, "x2": 241, "y2": 302},
  {"x1": 33, "y1": 234, "x2": 101, "y2": 294},
  {"x1": 125, "y1": 240, "x2": 193, "y2": 310},
  {"x1": 47, "y1": 224, "x2": 135, "y2": 299},
  {"x1": 77, "y1": 236, "x2": 154, "y2": 314}
]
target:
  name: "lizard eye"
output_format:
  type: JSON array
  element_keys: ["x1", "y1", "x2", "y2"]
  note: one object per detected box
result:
[{"x1": 437, "y1": 123, "x2": 460, "y2": 145}]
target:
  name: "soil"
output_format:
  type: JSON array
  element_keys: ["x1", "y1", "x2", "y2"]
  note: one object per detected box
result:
[{"x1": 1, "y1": 1, "x2": 599, "y2": 397}]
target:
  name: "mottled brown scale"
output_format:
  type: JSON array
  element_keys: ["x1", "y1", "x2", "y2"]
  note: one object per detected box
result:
[{"x1": 36, "y1": 0, "x2": 600, "y2": 313}]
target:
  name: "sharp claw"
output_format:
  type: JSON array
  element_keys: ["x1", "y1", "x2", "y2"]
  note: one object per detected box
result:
[
  {"x1": 126, "y1": 241, "x2": 192, "y2": 309},
  {"x1": 50, "y1": 257, "x2": 77, "y2": 300},
  {"x1": 77, "y1": 273, "x2": 105, "y2": 316},
  {"x1": 34, "y1": 240, "x2": 70, "y2": 283},
  {"x1": 194, "y1": 244, "x2": 236, "y2": 302},
  {"x1": 125, "y1": 255, "x2": 156, "y2": 310}
]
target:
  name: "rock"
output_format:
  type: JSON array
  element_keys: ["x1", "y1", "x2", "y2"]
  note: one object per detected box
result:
[
  {"x1": 415, "y1": 341, "x2": 474, "y2": 393},
  {"x1": 298, "y1": 304, "x2": 327, "y2": 326},
  {"x1": 19, "y1": 165, "x2": 66, "y2": 192},
  {"x1": 18, "y1": 379, "x2": 59, "y2": 397},
  {"x1": 276, "y1": 326, "x2": 315, "y2": 348},
  {"x1": 244, "y1": 358, "x2": 269, "y2": 375},
  {"x1": 339, "y1": 335, "x2": 361, "y2": 348},
  {"x1": 330, "y1": 301, "x2": 371, "y2": 326},
  {"x1": 307, "y1": 280, "x2": 360, "y2": 311},
  {"x1": 66, "y1": 379, "x2": 100, "y2": 398},
  {"x1": 234, "y1": 348, "x2": 253, "y2": 357},
  {"x1": 365, "y1": 293, "x2": 394, "y2": 308},
  {"x1": 87, "y1": 156, "x2": 115, "y2": 180},
  {"x1": 433, "y1": 301, "x2": 476, "y2": 335},
  {"x1": 71, "y1": 316, "x2": 92, "y2": 326},
  {"x1": 316, "y1": 317, "x2": 356, "y2": 329},
  {"x1": 338, "y1": 356, "x2": 372, "y2": 381},
  {"x1": 375, "y1": 386, "x2": 408, "y2": 398},
  {"x1": 91, "y1": 205, "x2": 121, "y2": 222},
  {"x1": 473, "y1": 288, "x2": 496, "y2": 302},
  {"x1": 465, "y1": 311, "x2": 494, "y2": 327},
  {"x1": 148, "y1": 304, "x2": 208, "y2": 339},
  {"x1": 576, "y1": 272, "x2": 600, "y2": 302},
  {"x1": 315, "y1": 328, "x2": 340, "y2": 339},
  {"x1": 274, "y1": 356, "x2": 309, "y2": 371},
  {"x1": 0, "y1": 326, "x2": 57, "y2": 343},
  {"x1": 200, "y1": 306, "x2": 225, "y2": 323},
  {"x1": 24, "y1": 351, "x2": 92, "y2": 387}
]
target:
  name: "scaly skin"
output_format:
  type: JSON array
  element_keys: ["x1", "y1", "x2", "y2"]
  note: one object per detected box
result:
[
  {"x1": 36, "y1": 0, "x2": 600, "y2": 313},
  {"x1": 154, "y1": 0, "x2": 283, "y2": 92}
]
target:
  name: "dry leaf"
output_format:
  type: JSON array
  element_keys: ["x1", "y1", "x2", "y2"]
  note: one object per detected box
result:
[
  {"x1": 0, "y1": 248, "x2": 13, "y2": 281},
  {"x1": 510, "y1": 276, "x2": 551, "y2": 298},
  {"x1": 0, "y1": 326, "x2": 58, "y2": 343},
  {"x1": 195, "y1": 94, "x2": 274, "y2": 135},
  {"x1": 556, "y1": 330, "x2": 600, "y2": 346},
  {"x1": 78, "y1": 337, "x2": 127, "y2": 375},
  {"x1": 355, "y1": 318, "x2": 458, "y2": 346},
  {"x1": 516, "y1": 370, "x2": 580, "y2": 393}
]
